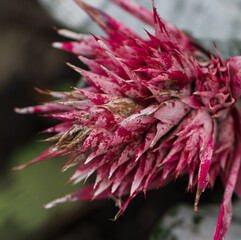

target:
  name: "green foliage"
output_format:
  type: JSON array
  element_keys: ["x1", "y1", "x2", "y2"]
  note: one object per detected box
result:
[{"x1": 0, "y1": 137, "x2": 80, "y2": 240}]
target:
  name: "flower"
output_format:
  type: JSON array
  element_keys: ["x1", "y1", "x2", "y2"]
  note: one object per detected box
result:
[{"x1": 15, "y1": 0, "x2": 241, "y2": 239}]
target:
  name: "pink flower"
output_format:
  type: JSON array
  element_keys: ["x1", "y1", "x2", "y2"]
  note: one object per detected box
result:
[{"x1": 15, "y1": 0, "x2": 241, "y2": 239}]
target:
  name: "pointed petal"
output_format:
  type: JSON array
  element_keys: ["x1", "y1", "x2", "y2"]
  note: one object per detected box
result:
[
  {"x1": 43, "y1": 122, "x2": 73, "y2": 133},
  {"x1": 130, "y1": 155, "x2": 146, "y2": 195},
  {"x1": 214, "y1": 142, "x2": 241, "y2": 240},
  {"x1": 108, "y1": 0, "x2": 153, "y2": 26},
  {"x1": 13, "y1": 148, "x2": 68, "y2": 170},
  {"x1": 68, "y1": 63, "x2": 124, "y2": 96},
  {"x1": 229, "y1": 56, "x2": 241, "y2": 100},
  {"x1": 15, "y1": 103, "x2": 72, "y2": 114},
  {"x1": 135, "y1": 126, "x2": 156, "y2": 160},
  {"x1": 44, "y1": 184, "x2": 109, "y2": 209},
  {"x1": 52, "y1": 38, "x2": 97, "y2": 57},
  {"x1": 197, "y1": 119, "x2": 216, "y2": 190},
  {"x1": 74, "y1": 0, "x2": 139, "y2": 38}
]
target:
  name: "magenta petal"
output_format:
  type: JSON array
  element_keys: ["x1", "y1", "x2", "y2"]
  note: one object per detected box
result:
[
  {"x1": 68, "y1": 64, "x2": 124, "y2": 96},
  {"x1": 43, "y1": 122, "x2": 73, "y2": 133},
  {"x1": 130, "y1": 155, "x2": 146, "y2": 195},
  {"x1": 13, "y1": 147, "x2": 68, "y2": 170},
  {"x1": 229, "y1": 56, "x2": 241, "y2": 100},
  {"x1": 214, "y1": 142, "x2": 241, "y2": 240},
  {"x1": 197, "y1": 119, "x2": 216, "y2": 191},
  {"x1": 111, "y1": 112, "x2": 155, "y2": 146},
  {"x1": 118, "y1": 138, "x2": 142, "y2": 166},
  {"x1": 44, "y1": 184, "x2": 109, "y2": 209},
  {"x1": 15, "y1": 103, "x2": 72, "y2": 114},
  {"x1": 80, "y1": 89, "x2": 116, "y2": 105},
  {"x1": 134, "y1": 152, "x2": 156, "y2": 194},
  {"x1": 152, "y1": 99, "x2": 190, "y2": 124},
  {"x1": 234, "y1": 167, "x2": 241, "y2": 198},
  {"x1": 74, "y1": 0, "x2": 139, "y2": 38},
  {"x1": 109, "y1": 0, "x2": 154, "y2": 26},
  {"x1": 52, "y1": 38, "x2": 98, "y2": 57},
  {"x1": 81, "y1": 128, "x2": 110, "y2": 152},
  {"x1": 78, "y1": 55, "x2": 106, "y2": 75},
  {"x1": 135, "y1": 126, "x2": 156, "y2": 160},
  {"x1": 114, "y1": 191, "x2": 140, "y2": 220},
  {"x1": 70, "y1": 156, "x2": 101, "y2": 184},
  {"x1": 84, "y1": 134, "x2": 113, "y2": 164},
  {"x1": 159, "y1": 161, "x2": 177, "y2": 186},
  {"x1": 102, "y1": 64, "x2": 151, "y2": 100}
]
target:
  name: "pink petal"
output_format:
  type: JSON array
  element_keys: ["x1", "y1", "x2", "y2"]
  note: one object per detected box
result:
[
  {"x1": 197, "y1": 119, "x2": 216, "y2": 190},
  {"x1": 135, "y1": 126, "x2": 156, "y2": 160},
  {"x1": 81, "y1": 128, "x2": 110, "y2": 152},
  {"x1": 13, "y1": 148, "x2": 68, "y2": 170},
  {"x1": 44, "y1": 184, "x2": 109, "y2": 209},
  {"x1": 74, "y1": 0, "x2": 139, "y2": 38},
  {"x1": 52, "y1": 38, "x2": 97, "y2": 57},
  {"x1": 68, "y1": 63, "x2": 124, "y2": 96},
  {"x1": 214, "y1": 142, "x2": 241, "y2": 240},
  {"x1": 43, "y1": 122, "x2": 73, "y2": 133},
  {"x1": 15, "y1": 103, "x2": 72, "y2": 114},
  {"x1": 228, "y1": 56, "x2": 241, "y2": 100},
  {"x1": 108, "y1": 0, "x2": 154, "y2": 26}
]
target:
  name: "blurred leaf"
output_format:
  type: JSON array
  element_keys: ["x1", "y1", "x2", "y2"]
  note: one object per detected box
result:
[{"x1": 0, "y1": 136, "x2": 81, "y2": 239}]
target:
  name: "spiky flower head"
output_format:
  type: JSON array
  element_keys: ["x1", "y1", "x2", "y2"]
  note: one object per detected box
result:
[{"x1": 15, "y1": 0, "x2": 241, "y2": 239}]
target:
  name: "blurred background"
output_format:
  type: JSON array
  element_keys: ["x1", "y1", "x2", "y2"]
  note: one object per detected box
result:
[{"x1": 1, "y1": 0, "x2": 241, "y2": 239}]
